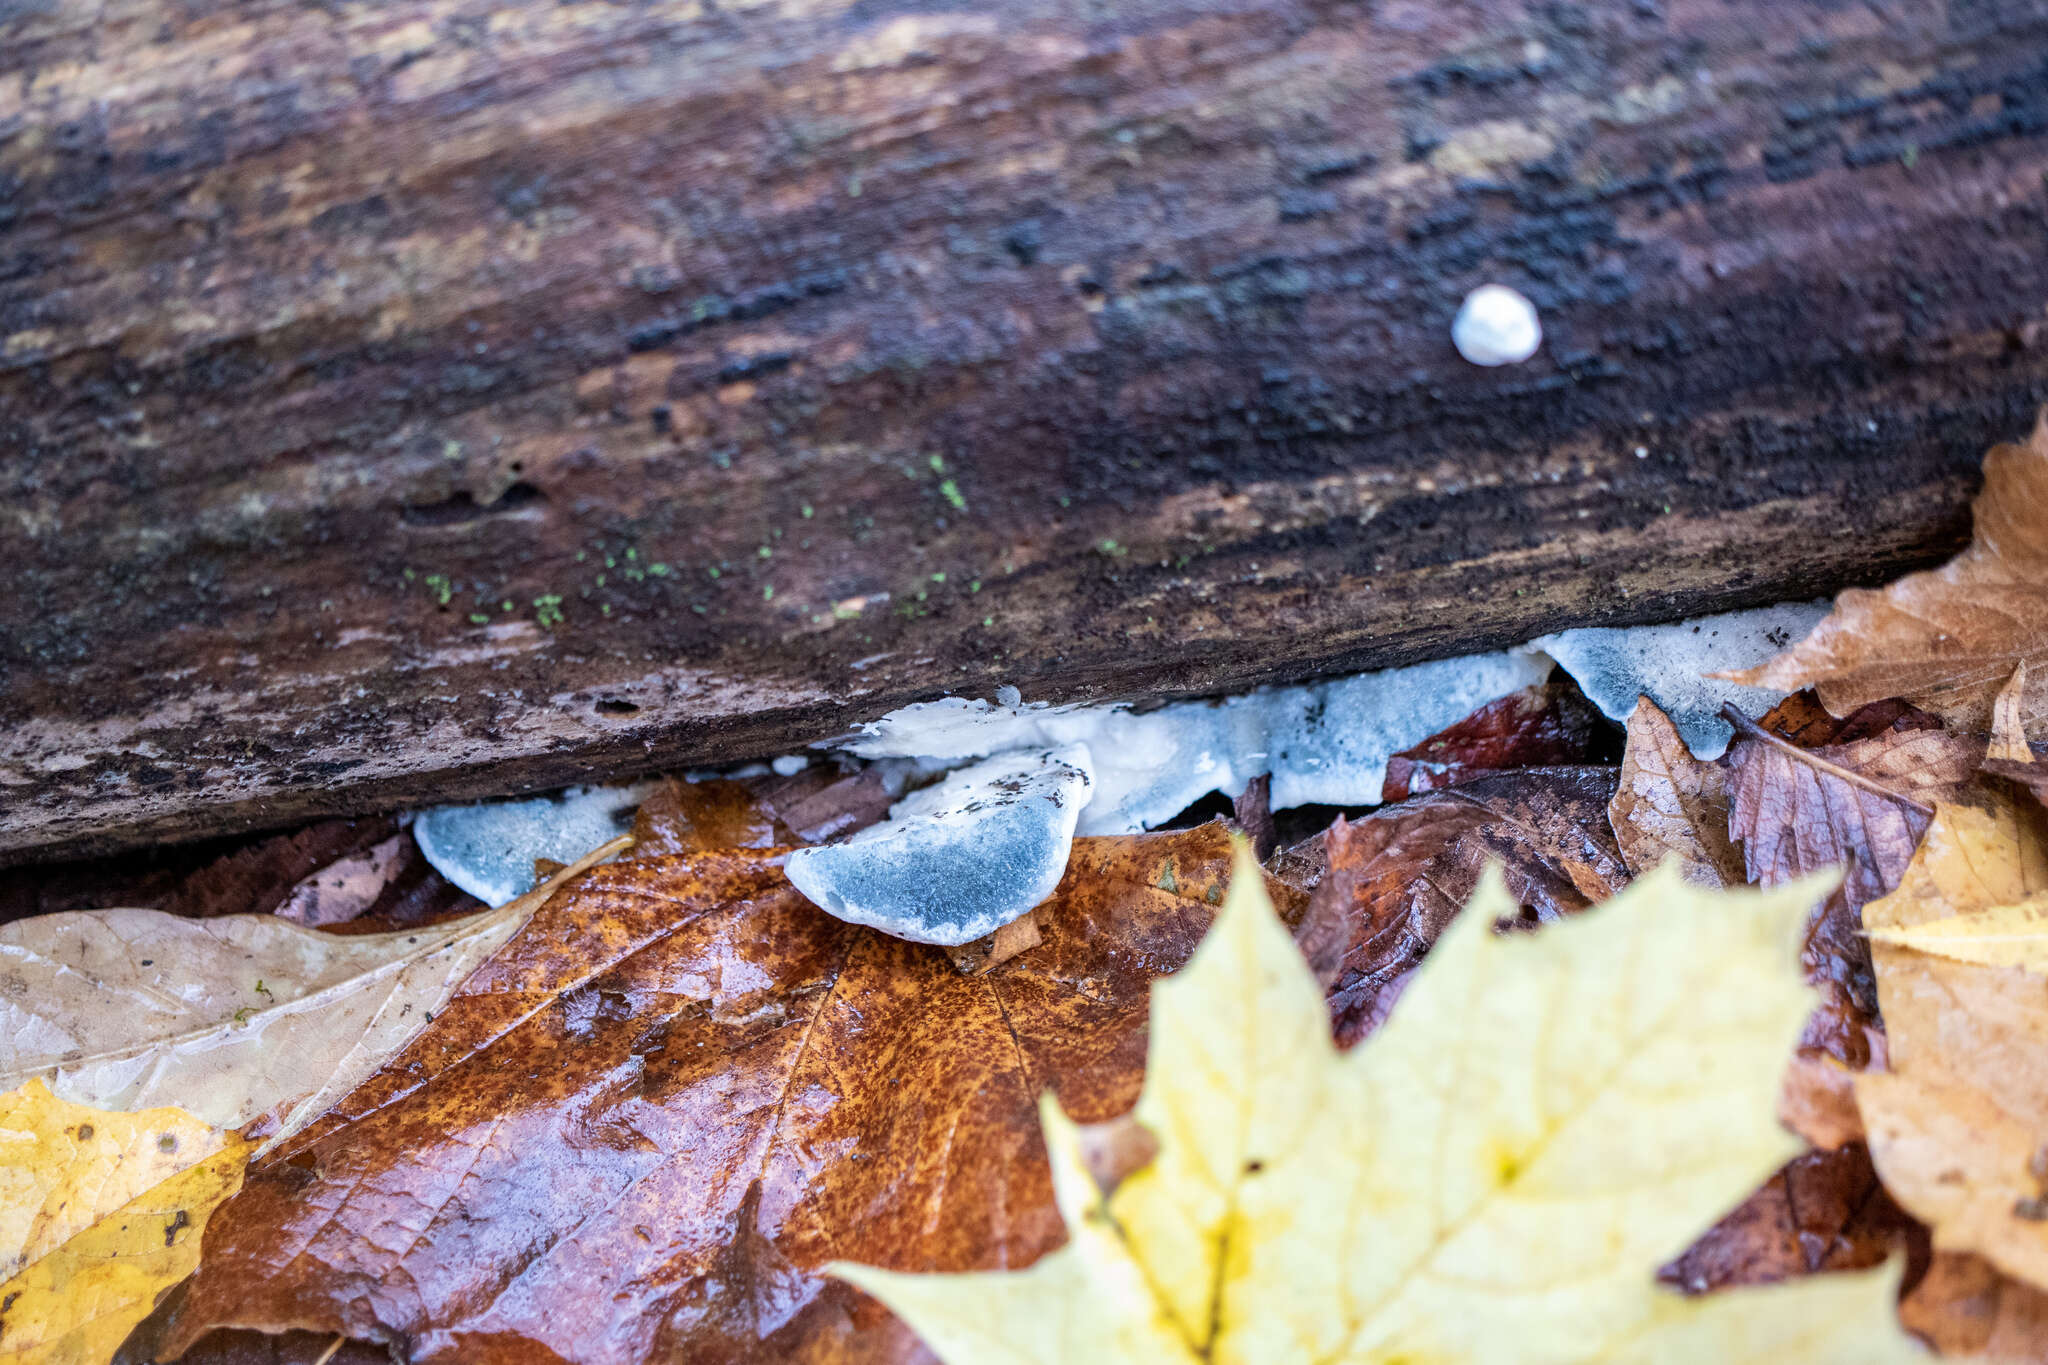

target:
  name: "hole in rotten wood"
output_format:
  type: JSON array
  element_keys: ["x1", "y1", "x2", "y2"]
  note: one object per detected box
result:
[
  {"x1": 401, "y1": 482, "x2": 545, "y2": 526},
  {"x1": 594, "y1": 698, "x2": 640, "y2": 716}
]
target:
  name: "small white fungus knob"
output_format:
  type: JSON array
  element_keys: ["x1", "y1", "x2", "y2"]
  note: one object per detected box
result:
[{"x1": 1452, "y1": 284, "x2": 1542, "y2": 367}]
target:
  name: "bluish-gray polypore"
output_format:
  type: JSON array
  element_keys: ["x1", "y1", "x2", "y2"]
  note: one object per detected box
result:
[
  {"x1": 782, "y1": 745, "x2": 1095, "y2": 946},
  {"x1": 833, "y1": 647, "x2": 1552, "y2": 831},
  {"x1": 411, "y1": 599, "x2": 1827, "y2": 943},
  {"x1": 1530, "y1": 601, "x2": 1831, "y2": 760},
  {"x1": 412, "y1": 781, "x2": 656, "y2": 906}
]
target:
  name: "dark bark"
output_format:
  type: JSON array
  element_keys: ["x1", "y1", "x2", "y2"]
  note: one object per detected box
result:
[{"x1": 4, "y1": 0, "x2": 2047, "y2": 862}]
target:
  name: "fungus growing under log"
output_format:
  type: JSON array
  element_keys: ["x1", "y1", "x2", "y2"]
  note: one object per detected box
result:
[{"x1": 3, "y1": 0, "x2": 2047, "y2": 862}]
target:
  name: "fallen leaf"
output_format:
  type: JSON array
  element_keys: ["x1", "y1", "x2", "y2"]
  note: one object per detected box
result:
[
  {"x1": 1288, "y1": 767, "x2": 1630, "y2": 1045},
  {"x1": 1659, "y1": 1143, "x2": 1920, "y2": 1293},
  {"x1": 1725, "y1": 709, "x2": 1979, "y2": 1072},
  {"x1": 1857, "y1": 800, "x2": 2048, "y2": 1293},
  {"x1": 1900, "y1": 1252, "x2": 2048, "y2": 1362},
  {"x1": 1868, "y1": 891, "x2": 2048, "y2": 968},
  {"x1": 749, "y1": 765, "x2": 896, "y2": 845},
  {"x1": 1609, "y1": 696, "x2": 1744, "y2": 886},
  {"x1": 1988, "y1": 757, "x2": 2048, "y2": 813},
  {"x1": 161, "y1": 825, "x2": 1303, "y2": 1365},
  {"x1": 273, "y1": 835, "x2": 414, "y2": 928},
  {"x1": 1751, "y1": 692, "x2": 1945, "y2": 748},
  {"x1": 836, "y1": 847, "x2": 1919, "y2": 1362},
  {"x1": 943, "y1": 910, "x2": 1044, "y2": 976},
  {"x1": 0, "y1": 1081, "x2": 246, "y2": 1365},
  {"x1": 1229, "y1": 773, "x2": 1277, "y2": 859},
  {"x1": 630, "y1": 778, "x2": 790, "y2": 856},
  {"x1": 1991, "y1": 664, "x2": 2036, "y2": 764},
  {"x1": 0, "y1": 841, "x2": 622, "y2": 1151},
  {"x1": 1780, "y1": 1047, "x2": 1884, "y2": 1154},
  {"x1": 1728, "y1": 413, "x2": 2048, "y2": 735},
  {"x1": 1380, "y1": 680, "x2": 1606, "y2": 802},
  {"x1": 0, "y1": 820, "x2": 404, "y2": 930}
]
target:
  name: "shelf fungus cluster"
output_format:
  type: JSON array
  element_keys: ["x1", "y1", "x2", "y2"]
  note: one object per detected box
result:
[{"x1": 415, "y1": 601, "x2": 1829, "y2": 946}]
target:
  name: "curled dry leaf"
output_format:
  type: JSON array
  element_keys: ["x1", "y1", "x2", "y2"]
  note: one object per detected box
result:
[
  {"x1": 0, "y1": 1081, "x2": 247, "y2": 1365},
  {"x1": 0, "y1": 839, "x2": 623, "y2": 1152},
  {"x1": 1380, "y1": 680, "x2": 1606, "y2": 802},
  {"x1": 838, "y1": 850, "x2": 1920, "y2": 1363},
  {"x1": 1857, "y1": 800, "x2": 2048, "y2": 1293},
  {"x1": 162, "y1": 824, "x2": 1304, "y2": 1365},
  {"x1": 1990, "y1": 663, "x2": 2036, "y2": 765},
  {"x1": 1289, "y1": 767, "x2": 1630, "y2": 1046},
  {"x1": 1609, "y1": 697, "x2": 1744, "y2": 887},
  {"x1": 1727, "y1": 413, "x2": 2048, "y2": 736}
]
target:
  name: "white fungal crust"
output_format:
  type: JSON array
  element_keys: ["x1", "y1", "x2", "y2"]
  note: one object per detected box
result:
[
  {"x1": 784, "y1": 744, "x2": 1096, "y2": 945},
  {"x1": 1452, "y1": 284, "x2": 1542, "y2": 366},
  {"x1": 413, "y1": 781, "x2": 657, "y2": 906},
  {"x1": 415, "y1": 601, "x2": 1828, "y2": 938},
  {"x1": 1260, "y1": 651, "x2": 1555, "y2": 808},
  {"x1": 1531, "y1": 601, "x2": 1831, "y2": 759},
  {"x1": 828, "y1": 649, "x2": 1551, "y2": 835}
]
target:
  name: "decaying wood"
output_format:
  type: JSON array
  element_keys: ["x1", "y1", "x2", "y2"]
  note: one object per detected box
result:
[{"x1": 3, "y1": 0, "x2": 2047, "y2": 862}]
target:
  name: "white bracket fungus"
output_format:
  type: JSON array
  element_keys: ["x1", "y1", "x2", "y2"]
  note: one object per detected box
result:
[
  {"x1": 412, "y1": 781, "x2": 657, "y2": 907},
  {"x1": 783, "y1": 744, "x2": 1095, "y2": 946},
  {"x1": 1531, "y1": 601, "x2": 1830, "y2": 759}
]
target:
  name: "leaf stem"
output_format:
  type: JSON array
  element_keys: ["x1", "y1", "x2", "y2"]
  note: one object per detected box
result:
[{"x1": 1718, "y1": 704, "x2": 1935, "y2": 816}]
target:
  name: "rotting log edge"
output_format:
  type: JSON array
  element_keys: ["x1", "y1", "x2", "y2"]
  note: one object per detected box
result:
[{"x1": 3, "y1": 0, "x2": 2047, "y2": 864}]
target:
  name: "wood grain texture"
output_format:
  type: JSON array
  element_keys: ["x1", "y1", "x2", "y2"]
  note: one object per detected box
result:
[{"x1": 3, "y1": 0, "x2": 2047, "y2": 862}]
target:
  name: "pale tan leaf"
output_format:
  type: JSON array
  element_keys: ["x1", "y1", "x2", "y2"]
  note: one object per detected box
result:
[
  {"x1": 1857, "y1": 801, "x2": 2048, "y2": 1293},
  {"x1": 1991, "y1": 663, "x2": 2037, "y2": 765},
  {"x1": 1868, "y1": 891, "x2": 2048, "y2": 969},
  {"x1": 0, "y1": 838, "x2": 624, "y2": 1152}
]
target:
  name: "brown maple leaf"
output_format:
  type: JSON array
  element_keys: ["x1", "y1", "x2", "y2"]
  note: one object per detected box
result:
[
  {"x1": 160, "y1": 822, "x2": 1300, "y2": 1365},
  {"x1": 1657, "y1": 1143, "x2": 1920, "y2": 1294},
  {"x1": 1724, "y1": 703, "x2": 1980, "y2": 1073},
  {"x1": 1285, "y1": 766, "x2": 1630, "y2": 1047},
  {"x1": 1726, "y1": 412, "x2": 2048, "y2": 736}
]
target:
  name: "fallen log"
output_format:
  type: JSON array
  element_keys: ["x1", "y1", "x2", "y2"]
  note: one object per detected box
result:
[{"x1": 3, "y1": 0, "x2": 2046, "y2": 863}]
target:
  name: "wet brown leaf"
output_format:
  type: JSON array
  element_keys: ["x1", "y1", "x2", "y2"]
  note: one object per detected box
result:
[
  {"x1": 1729, "y1": 413, "x2": 2048, "y2": 736},
  {"x1": 1900, "y1": 1253, "x2": 2048, "y2": 1362},
  {"x1": 1658, "y1": 1143, "x2": 1921, "y2": 1294},
  {"x1": 631, "y1": 777, "x2": 792, "y2": 855},
  {"x1": 163, "y1": 824, "x2": 1302, "y2": 1365},
  {"x1": 1380, "y1": 681, "x2": 1607, "y2": 803},
  {"x1": 1608, "y1": 697, "x2": 1743, "y2": 887},
  {"x1": 1725, "y1": 709, "x2": 1979, "y2": 1075},
  {"x1": 1289, "y1": 767, "x2": 1629, "y2": 1047}
]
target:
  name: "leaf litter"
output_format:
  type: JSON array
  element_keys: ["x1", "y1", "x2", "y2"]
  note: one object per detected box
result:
[{"x1": 4, "y1": 418, "x2": 2048, "y2": 1362}]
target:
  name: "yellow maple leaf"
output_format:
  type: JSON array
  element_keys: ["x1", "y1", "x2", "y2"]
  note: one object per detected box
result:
[
  {"x1": 835, "y1": 846, "x2": 1920, "y2": 1364},
  {"x1": 0, "y1": 1081, "x2": 248, "y2": 1365},
  {"x1": 1858, "y1": 801, "x2": 2048, "y2": 1295}
]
